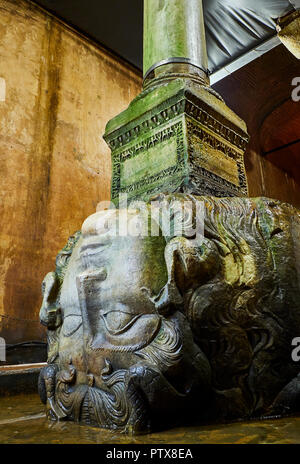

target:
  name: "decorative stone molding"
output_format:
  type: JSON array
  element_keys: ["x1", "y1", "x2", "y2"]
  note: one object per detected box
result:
[{"x1": 105, "y1": 82, "x2": 249, "y2": 205}]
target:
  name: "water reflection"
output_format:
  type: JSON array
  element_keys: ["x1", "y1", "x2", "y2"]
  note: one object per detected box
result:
[{"x1": 0, "y1": 394, "x2": 299, "y2": 444}]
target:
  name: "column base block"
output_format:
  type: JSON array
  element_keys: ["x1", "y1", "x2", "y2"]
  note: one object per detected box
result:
[{"x1": 104, "y1": 79, "x2": 249, "y2": 205}]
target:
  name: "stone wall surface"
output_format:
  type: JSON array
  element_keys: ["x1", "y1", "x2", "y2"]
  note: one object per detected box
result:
[
  {"x1": 245, "y1": 140, "x2": 300, "y2": 208},
  {"x1": 0, "y1": 0, "x2": 142, "y2": 344}
]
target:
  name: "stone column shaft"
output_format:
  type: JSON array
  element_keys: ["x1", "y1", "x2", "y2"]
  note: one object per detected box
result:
[{"x1": 143, "y1": 0, "x2": 208, "y2": 78}]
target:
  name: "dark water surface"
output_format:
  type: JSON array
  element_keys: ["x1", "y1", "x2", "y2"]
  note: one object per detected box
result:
[{"x1": 0, "y1": 394, "x2": 299, "y2": 444}]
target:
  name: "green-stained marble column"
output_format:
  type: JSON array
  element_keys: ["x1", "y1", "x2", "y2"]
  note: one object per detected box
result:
[
  {"x1": 104, "y1": 0, "x2": 249, "y2": 205},
  {"x1": 144, "y1": 0, "x2": 209, "y2": 89},
  {"x1": 143, "y1": 0, "x2": 208, "y2": 85}
]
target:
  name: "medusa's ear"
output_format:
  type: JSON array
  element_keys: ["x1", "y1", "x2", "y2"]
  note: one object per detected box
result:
[
  {"x1": 40, "y1": 272, "x2": 62, "y2": 330},
  {"x1": 146, "y1": 237, "x2": 220, "y2": 315},
  {"x1": 164, "y1": 237, "x2": 220, "y2": 295}
]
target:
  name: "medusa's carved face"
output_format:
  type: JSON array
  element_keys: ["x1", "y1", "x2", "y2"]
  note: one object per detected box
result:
[
  {"x1": 76, "y1": 209, "x2": 169, "y2": 359},
  {"x1": 39, "y1": 207, "x2": 211, "y2": 430},
  {"x1": 41, "y1": 206, "x2": 218, "y2": 376},
  {"x1": 39, "y1": 194, "x2": 300, "y2": 431}
]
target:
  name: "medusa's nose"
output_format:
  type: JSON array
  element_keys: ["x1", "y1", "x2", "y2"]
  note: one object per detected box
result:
[{"x1": 40, "y1": 272, "x2": 61, "y2": 329}]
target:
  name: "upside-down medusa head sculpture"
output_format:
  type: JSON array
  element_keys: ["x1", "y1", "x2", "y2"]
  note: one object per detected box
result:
[{"x1": 39, "y1": 194, "x2": 300, "y2": 433}]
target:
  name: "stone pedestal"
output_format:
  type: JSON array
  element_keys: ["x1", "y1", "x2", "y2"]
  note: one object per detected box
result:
[{"x1": 104, "y1": 79, "x2": 249, "y2": 205}]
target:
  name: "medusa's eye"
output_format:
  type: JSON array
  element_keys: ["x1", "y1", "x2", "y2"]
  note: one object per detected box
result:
[{"x1": 101, "y1": 310, "x2": 140, "y2": 335}]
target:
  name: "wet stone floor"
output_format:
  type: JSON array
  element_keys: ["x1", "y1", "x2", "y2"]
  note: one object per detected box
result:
[{"x1": 0, "y1": 394, "x2": 299, "y2": 444}]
